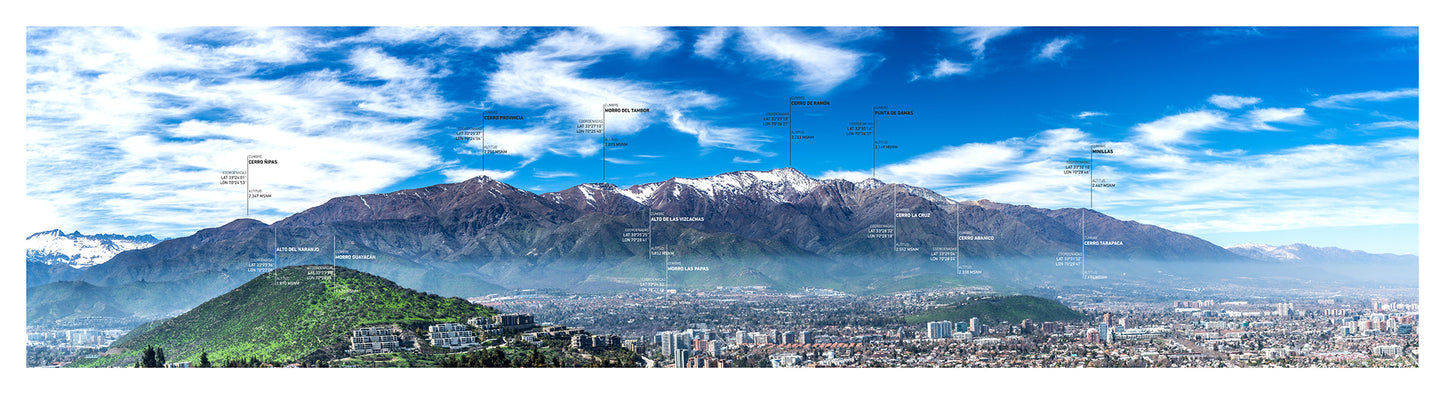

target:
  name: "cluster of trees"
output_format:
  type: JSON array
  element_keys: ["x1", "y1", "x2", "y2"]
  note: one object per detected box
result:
[
  {"x1": 102, "y1": 268, "x2": 496, "y2": 368},
  {"x1": 134, "y1": 346, "x2": 165, "y2": 368},
  {"x1": 134, "y1": 348, "x2": 218, "y2": 368},
  {"x1": 439, "y1": 348, "x2": 556, "y2": 368},
  {"x1": 216, "y1": 357, "x2": 307, "y2": 368},
  {"x1": 582, "y1": 349, "x2": 640, "y2": 368},
  {"x1": 144, "y1": 348, "x2": 302, "y2": 368},
  {"x1": 438, "y1": 348, "x2": 512, "y2": 367}
]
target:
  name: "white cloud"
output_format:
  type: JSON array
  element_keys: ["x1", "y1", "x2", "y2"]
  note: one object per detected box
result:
[
  {"x1": 1131, "y1": 110, "x2": 1231, "y2": 146},
  {"x1": 442, "y1": 168, "x2": 517, "y2": 183},
  {"x1": 1245, "y1": 107, "x2": 1308, "y2": 130},
  {"x1": 1074, "y1": 111, "x2": 1108, "y2": 119},
  {"x1": 1115, "y1": 138, "x2": 1418, "y2": 233},
  {"x1": 348, "y1": 47, "x2": 433, "y2": 81},
  {"x1": 814, "y1": 109, "x2": 1416, "y2": 234},
  {"x1": 484, "y1": 27, "x2": 771, "y2": 158},
  {"x1": 694, "y1": 27, "x2": 732, "y2": 59},
  {"x1": 1207, "y1": 94, "x2": 1262, "y2": 109},
  {"x1": 910, "y1": 58, "x2": 970, "y2": 82},
  {"x1": 824, "y1": 129, "x2": 1077, "y2": 189},
  {"x1": 733, "y1": 157, "x2": 761, "y2": 164},
  {"x1": 26, "y1": 27, "x2": 455, "y2": 237},
  {"x1": 488, "y1": 52, "x2": 684, "y2": 135},
  {"x1": 882, "y1": 143, "x2": 1022, "y2": 185},
  {"x1": 952, "y1": 27, "x2": 1019, "y2": 58},
  {"x1": 1035, "y1": 37, "x2": 1075, "y2": 61},
  {"x1": 734, "y1": 27, "x2": 871, "y2": 95},
  {"x1": 535, "y1": 26, "x2": 678, "y2": 59},
  {"x1": 1357, "y1": 120, "x2": 1419, "y2": 130},
  {"x1": 817, "y1": 169, "x2": 870, "y2": 183},
  {"x1": 666, "y1": 111, "x2": 772, "y2": 153},
  {"x1": 1201, "y1": 27, "x2": 1264, "y2": 38},
  {"x1": 534, "y1": 170, "x2": 578, "y2": 179},
  {"x1": 215, "y1": 27, "x2": 313, "y2": 64},
  {"x1": 822, "y1": 27, "x2": 883, "y2": 42},
  {"x1": 1379, "y1": 27, "x2": 1419, "y2": 38},
  {"x1": 1310, "y1": 88, "x2": 1419, "y2": 109},
  {"x1": 350, "y1": 27, "x2": 525, "y2": 49},
  {"x1": 459, "y1": 126, "x2": 586, "y2": 166},
  {"x1": 811, "y1": 95, "x2": 1414, "y2": 238}
]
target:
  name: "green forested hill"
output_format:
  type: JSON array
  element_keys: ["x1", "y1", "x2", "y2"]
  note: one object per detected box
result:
[
  {"x1": 904, "y1": 295, "x2": 1084, "y2": 325},
  {"x1": 74, "y1": 265, "x2": 494, "y2": 367}
]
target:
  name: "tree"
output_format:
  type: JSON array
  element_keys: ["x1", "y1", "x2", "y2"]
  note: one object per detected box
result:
[
  {"x1": 483, "y1": 348, "x2": 509, "y2": 367},
  {"x1": 525, "y1": 349, "x2": 548, "y2": 368},
  {"x1": 140, "y1": 346, "x2": 157, "y2": 368},
  {"x1": 155, "y1": 347, "x2": 166, "y2": 366},
  {"x1": 199, "y1": 352, "x2": 212, "y2": 368}
]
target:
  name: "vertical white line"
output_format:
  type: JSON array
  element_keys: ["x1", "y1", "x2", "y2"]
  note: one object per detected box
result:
[
  {"x1": 602, "y1": 105, "x2": 607, "y2": 182},
  {"x1": 485, "y1": 114, "x2": 491, "y2": 173},
  {"x1": 1083, "y1": 144, "x2": 1090, "y2": 278},
  {"x1": 245, "y1": 158, "x2": 250, "y2": 217}
]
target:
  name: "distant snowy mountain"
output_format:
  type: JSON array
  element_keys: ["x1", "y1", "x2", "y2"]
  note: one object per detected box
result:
[
  {"x1": 615, "y1": 167, "x2": 827, "y2": 205},
  {"x1": 1227, "y1": 243, "x2": 1417, "y2": 265},
  {"x1": 1227, "y1": 243, "x2": 1305, "y2": 262},
  {"x1": 26, "y1": 229, "x2": 160, "y2": 269}
]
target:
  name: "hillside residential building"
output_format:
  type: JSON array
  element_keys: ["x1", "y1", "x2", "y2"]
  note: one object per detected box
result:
[
  {"x1": 493, "y1": 313, "x2": 537, "y2": 333},
  {"x1": 427, "y1": 322, "x2": 479, "y2": 350},
  {"x1": 349, "y1": 326, "x2": 403, "y2": 355}
]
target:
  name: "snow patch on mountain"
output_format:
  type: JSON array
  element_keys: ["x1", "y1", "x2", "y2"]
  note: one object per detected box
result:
[
  {"x1": 575, "y1": 183, "x2": 620, "y2": 205},
  {"x1": 1226, "y1": 243, "x2": 1302, "y2": 262},
  {"x1": 1226, "y1": 242, "x2": 1417, "y2": 265},
  {"x1": 26, "y1": 230, "x2": 160, "y2": 269},
  {"x1": 856, "y1": 178, "x2": 886, "y2": 190},
  {"x1": 616, "y1": 168, "x2": 822, "y2": 204},
  {"x1": 685, "y1": 168, "x2": 818, "y2": 201},
  {"x1": 618, "y1": 183, "x2": 659, "y2": 204}
]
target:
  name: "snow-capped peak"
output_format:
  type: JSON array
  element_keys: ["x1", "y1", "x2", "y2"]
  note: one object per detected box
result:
[
  {"x1": 575, "y1": 183, "x2": 618, "y2": 204},
  {"x1": 26, "y1": 230, "x2": 159, "y2": 269},
  {"x1": 856, "y1": 178, "x2": 886, "y2": 190},
  {"x1": 1226, "y1": 243, "x2": 1301, "y2": 262},
  {"x1": 619, "y1": 182, "x2": 660, "y2": 204},
  {"x1": 636, "y1": 168, "x2": 822, "y2": 204}
]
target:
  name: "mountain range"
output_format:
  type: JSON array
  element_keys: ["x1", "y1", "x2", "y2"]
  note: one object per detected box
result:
[
  {"x1": 1226, "y1": 243, "x2": 1417, "y2": 265},
  {"x1": 26, "y1": 230, "x2": 159, "y2": 287},
  {"x1": 25, "y1": 168, "x2": 1418, "y2": 325},
  {"x1": 1224, "y1": 243, "x2": 1418, "y2": 284}
]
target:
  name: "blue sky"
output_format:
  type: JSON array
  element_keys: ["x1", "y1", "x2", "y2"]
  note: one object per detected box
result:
[{"x1": 24, "y1": 27, "x2": 1419, "y2": 253}]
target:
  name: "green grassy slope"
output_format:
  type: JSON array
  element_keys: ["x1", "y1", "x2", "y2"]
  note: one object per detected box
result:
[
  {"x1": 904, "y1": 295, "x2": 1084, "y2": 325},
  {"x1": 74, "y1": 265, "x2": 494, "y2": 367}
]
